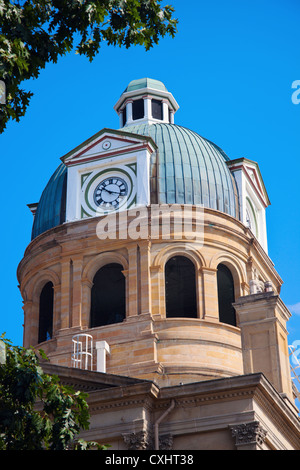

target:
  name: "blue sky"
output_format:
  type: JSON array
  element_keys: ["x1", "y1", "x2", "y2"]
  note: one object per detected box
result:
[{"x1": 1, "y1": 0, "x2": 300, "y2": 357}]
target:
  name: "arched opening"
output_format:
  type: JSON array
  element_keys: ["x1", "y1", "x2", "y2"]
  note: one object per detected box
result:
[
  {"x1": 38, "y1": 281, "x2": 54, "y2": 343},
  {"x1": 90, "y1": 263, "x2": 126, "y2": 328},
  {"x1": 217, "y1": 264, "x2": 236, "y2": 326},
  {"x1": 165, "y1": 256, "x2": 197, "y2": 318}
]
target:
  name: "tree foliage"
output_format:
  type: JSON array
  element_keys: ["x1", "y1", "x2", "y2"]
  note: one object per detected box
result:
[
  {"x1": 0, "y1": 335, "x2": 106, "y2": 450},
  {"x1": 0, "y1": 0, "x2": 178, "y2": 132}
]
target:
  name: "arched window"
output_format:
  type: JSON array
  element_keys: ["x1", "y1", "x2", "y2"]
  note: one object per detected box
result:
[
  {"x1": 217, "y1": 264, "x2": 236, "y2": 326},
  {"x1": 38, "y1": 282, "x2": 54, "y2": 343},
  {"x1": 90, "y1": 263, "x2": 125, "y2": 328},
  {"x1": 165, "y1": 256, "x2": 197, "y2": 318}
]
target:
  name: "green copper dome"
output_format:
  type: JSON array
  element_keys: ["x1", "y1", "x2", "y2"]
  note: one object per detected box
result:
[
  {"x1": 31, "y1": 163, "x2": 67, "y2": 240},
  {"x1": 124, "y1": 78, "x2": 168, "y2": 93},
  {"x1": 123, "y1": 123, "x2": 238, "y2": 216},
  {"x1": 31, "y1": 124, "x2": 238, "y2": 240}
]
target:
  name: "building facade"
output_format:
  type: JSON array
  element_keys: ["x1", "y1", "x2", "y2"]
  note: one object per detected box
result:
[{"x1": 18, "y1": 79, "x2": 300, "y2": 450}]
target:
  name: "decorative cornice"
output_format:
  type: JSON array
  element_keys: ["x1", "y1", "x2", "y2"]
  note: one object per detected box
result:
[
  {"x1": 173, "y1": 389, "x2": 254, "y2": 408},
  {"x1": 89, "y1": 397, "x2": 151, "y2": 413},
  {"x1": 60, "y1": 127, "x2": 157, "y2": 163}
]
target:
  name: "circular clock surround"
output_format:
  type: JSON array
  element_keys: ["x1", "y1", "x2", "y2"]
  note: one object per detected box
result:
[
  {"x1": 82, "y1": 167, "x2": 135, "y2": 216},
  {"x1": 93, "y1": 176, "x2": 128, "y2": 210}
]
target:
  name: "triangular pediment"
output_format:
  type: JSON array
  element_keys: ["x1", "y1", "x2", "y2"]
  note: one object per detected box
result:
[
  {"x1": 61, "y1": 128, "x2": 157, "y2": 166},
  {"x1": 227, "y1": 157, "x2": 270, "y2": 207}
]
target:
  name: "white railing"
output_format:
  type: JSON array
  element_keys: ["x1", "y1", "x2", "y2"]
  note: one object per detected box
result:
[{"x1": 71, "y1": 334, "x2": 93, "y2": 370}]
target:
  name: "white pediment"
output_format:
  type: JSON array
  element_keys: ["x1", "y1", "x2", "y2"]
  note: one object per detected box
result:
[
  {"x1": 227, "y1": 157, "x2": 270, "y2": 252},
  {"x1": 61, "y1": 128, "x2": 156, "y2": 167},
  {"x1": 244, "y1": 163, "x2": 269, "y2": 208},
  {"x1": 227, "y1": 158, "x2": 270, "y2": 208}
]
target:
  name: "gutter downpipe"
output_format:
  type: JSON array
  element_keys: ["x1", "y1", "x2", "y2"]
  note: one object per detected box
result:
[{"x1": 154, "y1": 399, "x2": 175, "y2": 450}]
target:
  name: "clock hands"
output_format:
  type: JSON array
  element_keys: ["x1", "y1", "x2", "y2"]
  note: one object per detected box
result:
[
  {"x1": 102, "y1": 188, "x2": 120, "y2": 196},
  {"x1": 94, "y1": 177, "x2": 128, "y2": 208}
]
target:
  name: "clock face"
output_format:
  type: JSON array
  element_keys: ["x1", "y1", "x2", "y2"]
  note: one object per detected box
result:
[{"x1": 93, "y1": 176, "x2": 128, "y2": 210}]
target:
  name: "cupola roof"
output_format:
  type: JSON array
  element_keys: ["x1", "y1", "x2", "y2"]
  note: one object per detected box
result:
[
  {"x1": 124, "y1": 78, "x2": 168, "y2": 93},
  {"x1": 114, "y1": 77, "x2": 179, "y2": 125}
]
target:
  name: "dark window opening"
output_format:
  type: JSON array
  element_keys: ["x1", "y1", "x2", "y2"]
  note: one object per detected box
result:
[
  {"x1": 165, "y1": 256, "x2": 197, "y2": 318},
  {"x1": 122, "y1": 106, "x2": 127, "y2": 127},
  {"x1": 132, "y1": 99, "x2": 144, "y2": 120},
  {"x1": 90, "y1": 263, "x2": 125, "y2": 328},
  {"x1": 38, "y1": 282, "x2": 54, "y2": 343},
  {"x1": 217, "y1": 264, "x2": 236, "y2": 326},
  {"x1": 152, "y1": 99, "x2": 163, "y2": 120}
]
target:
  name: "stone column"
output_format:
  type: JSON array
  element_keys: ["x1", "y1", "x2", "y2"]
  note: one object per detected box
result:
[
  {"x1": 201, "y1": 267, "x2": 219, "y2": 321},
  {"x1": 234, "y1": 291, "x2": 293, "y2": 400},
  {"x1": 60, "y1": 259, "x2": 72, "y2": 330},
  {"x1": 119, "y1": 110, "x2": 124, "y2": 128},
  {"x1": 127, "y1": 245, "x2": 138, "y2": 317},
  {"x1": 81, "y1": 278, "x2": 93, "y2": 328},
  {"x1": 162, "y1": 100, "x2": 169, "y2": 123},
  {"x1": 71, "y1": 256, "x2": 83, "y2": 328},
  {"x1": 196, "y1": 266, "x2": 204, "y2": 319},
  {"x1": 23, "y1": 299, "x2": 33, "y2": 348},
  {"x1": 150, "y1": 265, "x2": 162, "y2": 317},
  {"x1": 138, "y1": 241, "x2": 151, "y2": 315},
  {"x1": 52, "y1": 283, "x2": 61, "y2": 334},
  {"x1": 126, "y1": 100, "x2": 133, "y2": 125},
  {"x1": 143, "y1": 96, "x2": 152, "y2": 121}
]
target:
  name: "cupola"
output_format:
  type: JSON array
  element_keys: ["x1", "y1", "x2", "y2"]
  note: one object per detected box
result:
[{"x1": 114, "y1": 78, "x2": 179, "y2": 127}]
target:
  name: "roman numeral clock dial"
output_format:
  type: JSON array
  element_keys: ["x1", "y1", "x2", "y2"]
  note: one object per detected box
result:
[{"x1": 93, "y1": 177, "x2": 128, "y2": 210}]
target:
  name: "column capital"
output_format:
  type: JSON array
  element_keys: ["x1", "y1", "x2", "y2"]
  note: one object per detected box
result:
[
  {"x1": 123, "y1": 430, "x2": 152, "y2": 450},
  {"x1": 230, "y1": 421, "x2": 267, "y2": 450}
]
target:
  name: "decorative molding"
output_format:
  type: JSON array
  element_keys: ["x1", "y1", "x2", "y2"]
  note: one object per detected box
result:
[
  {"x1": 230, "y1": 421, "x2": 267, "y2": 447},
  {"x1": 88, "y1": 392, "x2": 157, "y2": 413},
  {"x1": 123, "y1": 430, "x2": 152, "y2": 450},
  {"x1": 82, "y1": 251, "x2": 129, "y2": 282},
  {"x1": 123, "y1": 429, "x2": 173, "y2": 450},
  {"x1": 174, "y1": 389, "x2": 254, "y2": 408},
  {"x1": 61, "y1": 128, "x2": 156, "y2": 165},
  {"x1": 159, "y1": 434, "x2": 173, "y2": 450}
]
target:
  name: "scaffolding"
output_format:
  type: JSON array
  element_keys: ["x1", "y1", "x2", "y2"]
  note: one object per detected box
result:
[
  {"x1": 289, "y1": 344, "x2": 300, "y2": 401},
  {"x1": 71, "y1": 334, "x2": 93, "y2": 371}
]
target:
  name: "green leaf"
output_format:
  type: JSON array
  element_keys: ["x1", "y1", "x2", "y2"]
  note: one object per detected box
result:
[
  {"x1": 0, "y1": 0, "x2": 178, "y2": 132},
  {"x1": 0, "y1": 336, "x2": 109, "y2": 450}
]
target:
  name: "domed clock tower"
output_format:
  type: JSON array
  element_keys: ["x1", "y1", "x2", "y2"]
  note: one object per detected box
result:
[{"x1": 18, "y1": 78, "x2": 300, "y2": 450}]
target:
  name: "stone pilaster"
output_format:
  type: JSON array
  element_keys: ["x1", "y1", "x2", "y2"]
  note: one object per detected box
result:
[
  {"x1": 71, "y1": 256, "x2": 83, "y2": 328},
  {"x1": 201, "y1": 267, "x2": 219, "y2": 321},
  {"x1": 234, "y1": 291, "x2": 293, "y2": 400}
]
